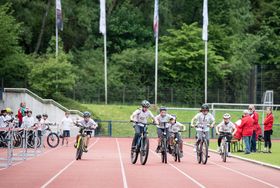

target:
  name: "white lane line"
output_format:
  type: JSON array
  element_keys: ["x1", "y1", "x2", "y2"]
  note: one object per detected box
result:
[
  {"x1": 184, "y1": 144, "x2": 279, "y2": 188},
  {"x1": 40, "y1": 138, "x2": 100, "y2": 188},
  {"x1": 116, "y1": 138, "x2": 128, "y2": 188},
  {"x1": 0, "y1": 140, "x2": 76, "y2": 171},
  {"x1": 149, "y1": 142, "x2": 205, "y2": 188}
]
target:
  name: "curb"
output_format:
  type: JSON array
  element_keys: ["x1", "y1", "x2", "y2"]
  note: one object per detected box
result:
[{"x1": 184, "y1": 143, "x2": 280, "y2": 171}]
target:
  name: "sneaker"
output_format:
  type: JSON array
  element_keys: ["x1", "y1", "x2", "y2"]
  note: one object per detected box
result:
[
  {"x1": 193, "y1": 147, "x2": 196, "y2": 152},
  {"x1": 83, "y1": 146, "x2": 88, "y2": 153},
  {"x1": 74, "y1": 143, "x2": 77, "y2": 148},
  {"x1": 156, "y1": 146, "x2": 161, "y2": 153},
  {"x1": 245, "y1": 152, "x2": 250, "y2": 154}
]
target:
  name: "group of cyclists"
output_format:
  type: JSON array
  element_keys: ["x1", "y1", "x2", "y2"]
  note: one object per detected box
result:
[{"x1": 130, "y1": 100, "x2": 237, "y2": 160}]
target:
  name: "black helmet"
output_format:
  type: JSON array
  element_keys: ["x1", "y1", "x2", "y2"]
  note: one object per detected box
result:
[
  {"x1": 36, "y1": 114, "x2": 42, "y2": 119},
  {"x1": 25, "y1": 109, "x2": 32, "y2": 113},
  {"x1": 42, "y1": 113, "x2": 48, "y2": 117},
  {"x1": 201, "y1": 104, "x2": 209, "y2": 111},
  {"x1": 83, "y1": 111, "x2": 91, "y2": 118},
  {"x1": 141, "y1": 100, "x2": 150, "y2": 108},
  {"x1": 159, "y1": 106, "x2": 167, "y2": 112}
]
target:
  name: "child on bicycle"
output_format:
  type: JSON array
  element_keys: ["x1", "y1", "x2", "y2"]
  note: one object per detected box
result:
[
  {"x1": 130, "y1": 100, "x2": 158, "y2": 151},
  {"x1": 155, "y1": 107, "x2": 173, "y2": 153},
  {"x1": 215, "y1": 113, "x2": 237, "y2": 157},
  {"x1": 168, "y1": 115, "x2": 186, "y2": 157},
  {"x1": 191, "y1": 104, "x2": 215, "y2": 153},
  {"x1": 75, "y1": 111, "x2": 98, "y2": 152}
]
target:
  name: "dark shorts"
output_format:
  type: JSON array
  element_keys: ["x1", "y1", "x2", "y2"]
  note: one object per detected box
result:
[{"x1": 63, "y1": 130, "x2": 70, "y2": 137}]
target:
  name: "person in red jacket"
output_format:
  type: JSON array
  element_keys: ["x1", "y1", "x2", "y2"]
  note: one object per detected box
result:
[
  {"x1": 239, "y1": 110, "x2": 254, "y2": 154},
  {"x1": 17, "y1": 102, "x2": 27, "y2": 127},
  {"x1": 248, "y1": 105, "x2": 260, "y2": 152},
  {"x1": 263, "y1": 107, "x2": 274, "y2": 153}
]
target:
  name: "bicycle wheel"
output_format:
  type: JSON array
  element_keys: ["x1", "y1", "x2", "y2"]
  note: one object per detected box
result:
[
  {"x1": 222, "y1": 140, "x2": 227, "y2": 162},
  {"x1": 140, "y1": 137, "x2": 149, "y2": 165},
  {"x1": 174, "y1": 144, "x2": 181, "y2": 162},
  {"x1": 201, "y1": 140, "x2": 208, "y2": 165},
  {"x1": 13, "y1": 132, "x2": 22, "y2": 147},
  {"x1": 131, "y1": 140, "x2": 139, "y2": 164},
  {"x1": 76, "y1": 138, "x2": 83, "y2": 160},
  {"x1": 161, "y1": 138, "x2": 167, "y2": 164},
  {"x1": 47, "y1": 132, "x2": 60, "y2": 148},
  {"x1": 196, "y1": 143, "x2": 202, "y2": 164}
]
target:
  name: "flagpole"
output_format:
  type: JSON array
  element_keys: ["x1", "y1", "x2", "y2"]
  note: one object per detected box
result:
[
  {"x1": 104, "y1": 32, "x2": 108, "y2": 104},
  {"x1": 204, "y1": 41, "x2": 207, "y2": 103},
  {"x1": 155, "y1": 35, "x2": 158, "y2": 105}
]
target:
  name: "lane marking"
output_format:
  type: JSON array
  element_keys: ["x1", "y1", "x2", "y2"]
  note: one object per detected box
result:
[
  {"x1": 184, "y1": 144, "x2": 279, "y2": 188},
  {"x1": 116, "y1": 138, "x2": 128, "y2": 188},
  {"x1": 40, "y1": 138, "x2": 100, "y2": 188},
  {"x1": 149, "y1": 139, "x2": 205, "y2": 188},
  {"x1": 0, "y1": 140, "x2": 76, "y2": 171}
]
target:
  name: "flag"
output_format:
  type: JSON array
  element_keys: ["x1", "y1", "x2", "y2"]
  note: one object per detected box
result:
[
  {"x1": 99, "y1": 0, "x2": 106, "y2": 35},
  {"x1": 153, "y1": 0, "x2": 159, "y2": 38},
  {"x1": 56, "y1": 0, "x2": 63, "y2": 31},
  {"x1": 202, "y1": 0, "x2": 208, "y2": 41}
]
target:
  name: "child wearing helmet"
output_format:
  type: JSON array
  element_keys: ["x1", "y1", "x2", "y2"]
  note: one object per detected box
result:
[
  {"x1": 75, "y1": 111, "x2": 98, "y2": 152},
  {"x1": 155, "y1": 107, "x2": 173, "y2": 153},
  {"x1": 130, "y1": 100, "x2": 158, "y2": 151},
  {"x1": 216, "y1": 113, "x2": 237, "y2": 156},
  {"x1": 168, "y1": 115, "x2": 186, "y2": 157},
  {"x1": 191, "y1": 104, "x2": 215, "y2": 152}
]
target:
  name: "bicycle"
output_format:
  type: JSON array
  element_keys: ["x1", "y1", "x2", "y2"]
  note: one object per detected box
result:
[
  {"x1": 26, "y1": 127, "x2": 41, "y2": 148},
  {"x1": 218, "y1": 132, "x2": 232, "y2": 162},
  {"x1": 193, "y1": 125, "x2": 210, "y2": 165},
  {"x1": 170, "y1": 131, "x2": 184, "y2": 162},
  {"x1": 75, "y1": 125, "x2": 95, "y2": 160},
  {"x1": 159, "y1": 122, "x2": 169, "y2": 164},
  {"x1": 44, "y1": 123, "x2": 60, "y2": 148},
  {"x1": 130, "y1": 122, "x2": 152, "y2": 165}
]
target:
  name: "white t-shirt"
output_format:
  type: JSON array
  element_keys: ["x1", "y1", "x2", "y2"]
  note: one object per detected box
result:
[
  {"x1": 61, "y1": 117, "x2": 73, "y2": 131},
  {"x1": 40, "y1": 119, "x2": 51, "y2": 131},
  {"x1": 155, "y1": 114, "x2": 173, "y2": 128},
  {"x1": 0, "y1": 115, "x2": 7, "y2": 128},
  {"x1": 216, "y1": 121, "x2": 236, "y2": 133},
  {"x1": 169, "y1": 121, "x2": 184, "y2": 133},
  {"x1": 131, "y1": 109, "x2": 154, "y2": 126},
  {"x1": 193, "y1": 112, "x2": 215, "y2": 132},
  {"x1": 77, "y1": 119, "x2": 98, "y2": 128},
  {"x1": 22, "y1": 116, "x2": 35, "y2": 128}
]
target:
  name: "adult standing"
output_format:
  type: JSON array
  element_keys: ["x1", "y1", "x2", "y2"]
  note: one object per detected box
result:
[
  {"x1": 239, "y1": 110, "x2": 254, "y2": 154},
  {"x1": 263, "y1": 107, "x2": 274, "y2": 153},
  {"x1": 248, "y1": 104, "x2": 260, "y2": 152},
  {"x1": 61, "y1": 111, "x2": 73, "y2": 146},
  {"x1": 18, "y1": 102, "x2": 27, "y2": 127}
]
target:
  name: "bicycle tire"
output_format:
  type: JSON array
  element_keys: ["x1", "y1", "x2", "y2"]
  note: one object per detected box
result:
[
  {"x1": 223, "y1": 140, "x2": 227, "y2": 162},
  {"x1": 196, "y1": 143, "x2": 202, "y2": 164},
  {"x1": 47, "y1": 132, "x2": 60, "y2": 148},
  {"x1": 161, "y1": 138, "x2": 167, "y2": 164},
  {"x1": 140, "y1": 137, "x2": 149, "y2": 165},
  {"x1": 175, "y1": 144, "x2": 181, "y2": 162},
  {"x1": 131, "y1": 140, "x2": 139, "y2": 164},
  {"x1": 76, "y1": 138, "x2": 83, "y2": 160},
  {"x1": 13, "y1": 132, "x2": 22, "y2": 147},
  {"x1": 27, "y1": 133, "x2": 40, "y2": 148},
  {"x1": 201, "y1": 140, "x2": 208, "y2": 165}
]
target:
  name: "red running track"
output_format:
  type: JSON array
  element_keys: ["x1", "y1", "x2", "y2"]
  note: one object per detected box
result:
[{"x1": 0, "y1": 138, "x2": 279, "y2": 188}]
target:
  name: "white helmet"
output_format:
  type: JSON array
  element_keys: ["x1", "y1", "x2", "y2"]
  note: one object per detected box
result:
[{"x1": 223, "y1": 113, "x2": 231, "y2": 119}]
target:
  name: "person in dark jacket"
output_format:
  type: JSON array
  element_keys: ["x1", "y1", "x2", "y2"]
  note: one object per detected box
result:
[
  {"x1": 239, "y1": 110, "x2": 254, "y2": 154},
  {"x1": 263, "y1": 107, "x2": 274, "y2": 153}
]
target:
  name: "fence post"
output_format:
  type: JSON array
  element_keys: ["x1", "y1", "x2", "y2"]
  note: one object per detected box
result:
[
  {"x1": 188, "y1": 123, "x2": 191, "y2": 138},
  {"x1": 108, "y1": 121, "x2": 112, "y2": 137}
]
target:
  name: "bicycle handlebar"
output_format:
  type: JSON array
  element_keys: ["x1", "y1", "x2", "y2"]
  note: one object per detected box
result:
[{"x1": 130, "y1": 121, "x2": 156, "y2": 126}]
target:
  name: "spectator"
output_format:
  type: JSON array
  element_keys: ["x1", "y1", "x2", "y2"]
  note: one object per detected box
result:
[
  {"x1": 60, "y1": 111, "x2": 73, "y2": 146},
  {"x1": 18, "y1": 102, "x2": 27, "y2": 126},
  {"x1": 248, "y1": 104, "x2": 260, "y2": 152},
  {"x1": 239, "y1": 110, "x2": 254, "y2": 154},
  {"x1": 263, "y1": 107, "x2": 274, "y2": 153},
  {"x1": 0, "y1": 109, "x2": 7, "y2": 128},
  {"x1": 22, "y1": 109, "x2": 35, "y2": 128},
  {"x1": 5, "y1": 107, "x2": 13, "y2": 122}
]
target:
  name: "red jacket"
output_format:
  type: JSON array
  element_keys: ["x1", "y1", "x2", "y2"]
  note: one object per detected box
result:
[
  {"x1": 239, "y1": 115, "x2": 254, "y2": 137},
  {"x1": 251, "y1": 111, "x2": 260, "y2": 131},
  {"x1": 264, "y1": 113, "x2": 274, "y2": 131}
]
